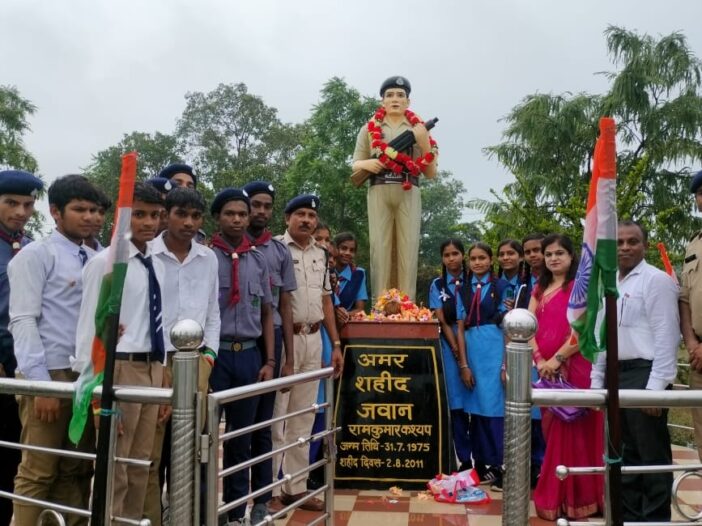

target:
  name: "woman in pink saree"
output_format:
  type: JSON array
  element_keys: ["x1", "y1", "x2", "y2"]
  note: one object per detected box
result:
[{"x1": 529, "y1": 234, "x2": 604, "y2": 521}]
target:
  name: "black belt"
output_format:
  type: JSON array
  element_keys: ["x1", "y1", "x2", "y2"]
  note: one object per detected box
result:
[
  {"x1": 219, "y1": 339, "x2": 257, "y2": 352},
  {"x1": 115, "y1": 352, "x2": 154, "y2": 362},
  {"x1": 618, "y1": 358, "x2": 652, "y2": 371},
  {"x1": 370, "y1": 172, "x2": 419, "y2": 187}
]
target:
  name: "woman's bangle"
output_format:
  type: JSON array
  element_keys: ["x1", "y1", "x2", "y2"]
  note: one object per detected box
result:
[{"x1": 459, "y1": 364, "x2": 469, "y2": 370}]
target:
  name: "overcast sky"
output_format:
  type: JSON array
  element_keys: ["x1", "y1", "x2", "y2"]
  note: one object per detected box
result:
[{"x1": 3, "y1": 0, "x2": 702, "y2": 229}]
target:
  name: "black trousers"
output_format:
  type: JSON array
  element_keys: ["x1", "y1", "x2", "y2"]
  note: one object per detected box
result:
[
  {"x1": 617, "y1": 359, "x2": 672, "y2": 522},
  {"x1": 0, "y1": 393, "x2": 21, "y2": 526}
]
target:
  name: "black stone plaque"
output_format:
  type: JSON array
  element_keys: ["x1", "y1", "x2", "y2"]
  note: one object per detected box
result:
[{"x1": 334, "y1": 323, "x2": 451, "y2": 489}]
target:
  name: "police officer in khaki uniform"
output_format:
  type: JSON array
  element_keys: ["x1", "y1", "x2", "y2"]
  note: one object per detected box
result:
[
  {"x1": 352, "y1": 76, "x2": 437, "y2": 301},
  {"x1": 269, "y1": 195, "x2": 343, "y2": 513},
  {"x1": 680, "y1": 170, "x2": 702, "y2": 461}
]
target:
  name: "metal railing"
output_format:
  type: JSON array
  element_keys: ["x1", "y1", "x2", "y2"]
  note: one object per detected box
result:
[
  {"x1": 205, "y1": 367, "x2": 337, "y2": 526},
  {"x1": 0, "y1": 377, "x2": 169, "y2": 525},
  {"x1": 502, "y1": 309, "x2": 702, "y2": 526},
  {"x1": 0, "y1": 319, "x2": 340, "y2": 526}
]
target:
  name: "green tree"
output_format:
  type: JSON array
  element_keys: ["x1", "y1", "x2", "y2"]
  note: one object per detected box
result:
[
  {"x1": 0, "y1": 85, "x2": 45, "y2": 237},
  {"x1": 176, "y1": 83, "x2": 302, "y2": 207},
  {"x1": 83, "y1": 131, "x2": 179, "y2": 238},
  {"x1": 475, "y1": 26, "x2": 702, "y2": 263},
  {"x1": 282, "y1": 77, "x2": 377, "y2": 261},
  {"x1": 0, "y1": 85, "x2": 38, "y2": 172}
]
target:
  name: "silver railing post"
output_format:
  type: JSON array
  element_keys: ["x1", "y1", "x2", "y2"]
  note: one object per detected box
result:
[
  {"x1": 205, "y1": 393, "x2": 219, "y2": 526},
  {"x1": 502, "y1": 309, "x2": 538, "y2": 526},
  {"x1": 169, "y1": 319, "x2": 204, "y2": 526},
  {"x1": 103, "y1": 400, "x2": 120, "y2": 525},
  {"x1": 324, "y1": 374, "x2": 336, "y2": 526}
]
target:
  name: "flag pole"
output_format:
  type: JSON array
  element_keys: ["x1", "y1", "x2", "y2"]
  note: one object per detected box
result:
[
  {"x1": 91, "y1": 153, "x2": 137, "y2": 525},
  {"x1": 604, "y1": 293, "x2": 623, "y2": 526}
]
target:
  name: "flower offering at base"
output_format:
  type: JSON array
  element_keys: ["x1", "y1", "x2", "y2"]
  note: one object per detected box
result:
[{"x1": 352, "y1": 288, "x2": 434, "y2": 322}]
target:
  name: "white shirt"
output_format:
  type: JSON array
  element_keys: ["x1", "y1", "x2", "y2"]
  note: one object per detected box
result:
[
  {"x1": 73, "y1": 242, "x2": 166, "y2": 373},
  {"x1": 591, "y1": 260, "x2": 680, "y2": 391},
  {"x1": 150, "y1": 233, "x2": 221, "y2": 353},
  {"x1": 9, "y1": 230, "x2": 96, "y2": 380}
]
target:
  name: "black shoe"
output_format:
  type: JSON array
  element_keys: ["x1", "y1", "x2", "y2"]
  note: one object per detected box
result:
[
  {"x1": 474, "y1": 462, "x2": 489, "y2": 483},
  {"x1": 479, "y1": 466, "x2": 498, "y2": 486},
  {"x1": 490, "y1": 468, "x2": 504, "y2": 492},
  {"x1": 307, "y1": 474, "x2": 323, "y2": 490}
]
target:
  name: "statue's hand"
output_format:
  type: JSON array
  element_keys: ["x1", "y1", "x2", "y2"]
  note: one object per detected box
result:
[
  {"x1": 362, "y1": 159, "x2": 385, "y2": 174},
  {"x1": 412, "y1": 123, "x2": 429, "y2": 145}
]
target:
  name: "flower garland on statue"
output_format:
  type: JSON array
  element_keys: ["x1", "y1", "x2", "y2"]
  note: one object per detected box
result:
[
  {"x1": 367, "y1": 108, "x2": 439, "y2": 190},
  {"x1": 351, "y1": 288, "x2": 434, "y2": 322}
]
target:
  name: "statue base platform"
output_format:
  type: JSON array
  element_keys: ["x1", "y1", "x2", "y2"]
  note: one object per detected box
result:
[{"x1": 334, "y1": 321, "x2": 451, "y2": 490}]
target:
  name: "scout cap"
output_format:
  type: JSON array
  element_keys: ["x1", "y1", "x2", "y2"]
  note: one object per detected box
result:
[
  {"x1": 691, "y1": 170, "x2": 702, "y2": 193},
  {"x1": 158, "y1": 163, "x2": 197, "y2": 187},
  {"x1": 211, "y1": 188, "x2": 250, "y2": 216},
  {"x1": 243, "y1": 181, "x2": 275, "y2": 200},
  {"x1": 0, "y1": 170, "x2": 44, "y2": 196},
  {"x1": 145, "y1": 177, "x2": 175, "y2": 194}
]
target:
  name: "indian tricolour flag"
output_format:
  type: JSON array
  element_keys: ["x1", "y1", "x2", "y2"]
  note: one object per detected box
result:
[
  {"x1": 567, "y1": 117, "x2": 618, "y2": 363},
  {"x1": 69, "y1": 152, "x2": 136, "y2": 444}
]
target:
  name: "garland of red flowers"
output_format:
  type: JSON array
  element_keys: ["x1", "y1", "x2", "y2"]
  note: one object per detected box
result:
[{"x1": 367, "y1": 107, "x2": 439, "y2": 190}]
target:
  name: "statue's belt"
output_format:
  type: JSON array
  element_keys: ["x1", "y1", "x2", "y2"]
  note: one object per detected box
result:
[{"x1": 370, "y1": 171, "x2": 419, "y2": 187}]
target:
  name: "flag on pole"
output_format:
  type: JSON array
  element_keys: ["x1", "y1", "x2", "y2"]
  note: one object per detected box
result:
[
  {"x1": 567, "y1": 117, "x2": 618, "y2": 363},
  {"x1": 69, "y1": 152, "x2": 137, "y2": 444},
  {"x1": 657, "y1": 242, "x2": 679, "y2": 284}
]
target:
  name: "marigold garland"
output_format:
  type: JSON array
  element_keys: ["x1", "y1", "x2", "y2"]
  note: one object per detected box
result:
[
  {"x1": 367, "y1": 108, "x2": 439, "y2": 191},
  {"x1": 351, "y1": 288, "x2": 434, "y2": 322}
]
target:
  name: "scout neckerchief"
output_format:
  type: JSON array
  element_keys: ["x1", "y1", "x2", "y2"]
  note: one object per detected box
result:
[
  {"x1": 0, "y1": 228, "x2": 24, "y2": 256},
  {"x1": 211, "y1": 233, "x2": 253, "y2": 306},
  {"x1": 439, "y1": 271, "x2": 467, "y2": 325},
  {"x1": 466, "y1": 274, "x2": 492, "y2": 327},
  {"x1": 250, "y1": 229, "x2": 272, "y2": 247},
  {"x1": 336, "y1": 264, "x2": 364, "y2": 311}
]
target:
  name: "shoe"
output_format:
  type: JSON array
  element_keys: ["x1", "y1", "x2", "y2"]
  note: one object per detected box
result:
[
  {"x1": 490, "y1": 468, "x2": 504, "y2": 492},
  {"x1": 266, "y1": 497, "x2": 288, "y2": 518},
  {"x1": 250, "y1": 503, "x2": 268, "y2": 525},
  {"x1": 479, "y1": 466, "x2": 498, "y2": 485},
  {"x1": 280, "y1": 491, "x2": 324, "y2": 512},
  {"x1": 307, "y1": 474, "x2": 324, "y2": 490},
  {"x1": 227, "y1": 520, "x2": 246, "y2": 526},
  {"x1": 490, "y1": 476, "x2": 503, "y2": 492}
]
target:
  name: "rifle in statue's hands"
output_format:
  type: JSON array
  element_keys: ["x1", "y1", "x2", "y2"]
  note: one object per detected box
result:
[{"x1": 350, "y1": 117, "x2": 439, "y2": 188}]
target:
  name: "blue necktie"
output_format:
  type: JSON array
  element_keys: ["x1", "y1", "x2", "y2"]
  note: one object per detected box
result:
[
  {"x1": 78, "y1": 247, "x2": 88, "y2": 267},
  {"x1": 136, "y1": 254, "x2": 165, "y2": 362}
]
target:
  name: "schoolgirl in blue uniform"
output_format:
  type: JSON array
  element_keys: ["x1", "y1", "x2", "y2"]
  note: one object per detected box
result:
[
  {"x1": 462, "y1": 242, "x2": 509, "y2": 489},
  {"x1": 333, "y1": 232, "x2": 368, "y2": 324},
  {"x1": 497, "y1": 239, "x2": 532, "y2": 309},
  {"x1": 429, "y1": 239, "x2": 474, "y2": 472}
]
